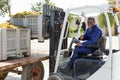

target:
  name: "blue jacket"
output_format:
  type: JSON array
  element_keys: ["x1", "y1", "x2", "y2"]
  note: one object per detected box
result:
[{"x1": 82, "y1": 25, "x2": 102, "y2": 47}]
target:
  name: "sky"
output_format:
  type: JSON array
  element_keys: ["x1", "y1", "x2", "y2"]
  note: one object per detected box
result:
[{"x1": 0, "y1": 0, "x2": 108, "y2": 23}]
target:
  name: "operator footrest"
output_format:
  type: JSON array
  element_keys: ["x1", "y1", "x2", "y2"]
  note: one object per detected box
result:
[
  {"x1": 82, "y1": 56, "x2": 103, "y2": 60},
  {"x1": 73, "y1": 59, "x2": 105, "y2": 80}
]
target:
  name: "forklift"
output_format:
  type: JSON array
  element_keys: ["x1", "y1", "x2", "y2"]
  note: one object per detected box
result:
[{"x1": 48, "y1": 5, "x2": 120, "y2": 80}]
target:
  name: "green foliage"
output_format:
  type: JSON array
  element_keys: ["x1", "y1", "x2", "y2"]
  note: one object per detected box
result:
[
  {"x1": 98, "y1": 13, "x2": 107, "y2": 28},
  {"x1": 68, "y1": 13, "x2": 80, "y2": 28},
  {"x1": 68, "y1": 27, "x2": 85, "y2": 37},
  {"x1": 68, "y1": 14, "x2": 81, "y2": 37},
  {"x1": 68, "y1": 14, "x2": 74, "y2": 22},
  {"x1": 69, "y1": 27, "x2": 74, "y2": 33},
  {"x1": 98, "y1": 13, "x2": 115, "y2": 28},
  {"x1": 31, "y1": 0, "x2": 55, "y2": 12},
  {"x1": 117, "y1": 13, "x2": 120, "y2": 21},
  {"x1": 108, "y1": 0, "x2": 115, "y2": 5},
  {"x1": 68, "y1": 14, "x2": 74, "y2": 28},
  {"x1": 109, "y1": 13, "x2": 115, "y2": 26},
  {"x1": 68, "y1": 29, "x2": 77, "y2": 37},
  {"x1": 68, "y1": 14, "x2": 80, "y2": 23},
  {"x1": 31, "y1": 2, "x2": 42, "y2": 12},
  {"x1": 45, "y1": 0, "x2": 55, "y2": 6},
  {"x1": 0, "y1": 0, "x2": 11, "y2": 16}
]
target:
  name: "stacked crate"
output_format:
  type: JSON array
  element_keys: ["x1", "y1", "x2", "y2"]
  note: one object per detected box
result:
[
  {"x1": 0, "y1": 28, "x2": 30, "y2": 61},
  {"x1": 1, "y1": 29, "x2": 18, "y2": 60},
  {"x1": 10, "y1": 15, "x2": 44, "y2": 42},
  {"x1": 10, "y1": 17, "x2": 25, "y2": 26},
  {"x1": 25, "y1": 15, "x2": 42, "y2": 39},
  {"x1": 19, "y1": 29, "x2": 31, "y2": 56}
]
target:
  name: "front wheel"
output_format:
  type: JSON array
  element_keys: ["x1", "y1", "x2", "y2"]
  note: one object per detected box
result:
[
  {"x1": 48, "y1": 73, "x2": 64, "y2": 80},
  {"x1": 22, "y1": 61, "x2": 44, "y2": 80}
]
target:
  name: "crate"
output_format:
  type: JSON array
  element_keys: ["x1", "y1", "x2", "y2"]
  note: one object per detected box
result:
[
  {"x1": 25, "y1": 15, "x2": 38, "y2": 38},
  {"x1": 10, "y1": 15, "x2": 44, "y2": 42},
  {"x1": 10, "y1": 17, "x2": 25, "y2": 26},
  {"x1": 18, "y1": 29, "x2": 31, "y2": 56},
  {"x1": 1, "y1": 29, "x2": 18, "y2": 60},
  {"x1": 25, "y1": 15, "x2": 43, "y2": 40},
  {"x1": 0, "y1": 28, "x2": 30, "y2": 61}
]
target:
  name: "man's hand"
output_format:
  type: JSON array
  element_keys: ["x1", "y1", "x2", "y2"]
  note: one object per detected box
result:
[
  {"x1": 77, "y1": 42, "x2": 82, "y2": 46},
  {"x1": 80, "y1": 35, "x2": 83, "y2": 40}
]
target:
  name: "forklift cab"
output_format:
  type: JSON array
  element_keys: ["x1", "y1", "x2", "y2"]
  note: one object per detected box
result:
[{"x1": 48, "y1": 5, "x2": 120, "y2": 80}]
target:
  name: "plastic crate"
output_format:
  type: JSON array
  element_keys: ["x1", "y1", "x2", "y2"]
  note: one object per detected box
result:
[
  {"x1": 10, "y1": 15, "x2": 44, "y2": 41},
  {"x1": 10, "y1": 17, "x2": 25, "y2": 26},
  {"x1": 25, "y1": 15, "x2": 38, "y2": 38},
  {"x1": 1, "y1": 29, "x2": 18, "y2": 60},
  {"x1": 25, "y1": 15, "x2": 43, "y2": 39},
  {"x1": 18, "y1": 29, "x2": 31, "y2": 56},
  {"x1": 0, "y1": 28, "x2": 30, "y2": 61}
]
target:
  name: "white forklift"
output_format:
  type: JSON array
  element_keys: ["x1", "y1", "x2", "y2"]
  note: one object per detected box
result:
[{"x1": 48, "y1": 4, "x2": 120, "y2": 80}]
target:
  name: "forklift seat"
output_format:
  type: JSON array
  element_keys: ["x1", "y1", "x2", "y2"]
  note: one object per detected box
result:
[
  {"x1": 87, "y1": 36, "x2": 106, "y2": 51},
  {"x1": 80, "y1": 36, "x2": 107, "y2": 59}
]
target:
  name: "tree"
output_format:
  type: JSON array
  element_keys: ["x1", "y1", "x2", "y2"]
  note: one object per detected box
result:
[
  {"x1": 31, "y1": 0, "x2": 55, "y2": 12},
  {"x1": 44, "y1": 0, "x2": 55, "y2": 6},
  {"x1": 98, "y1": 13, "x2": 115, "y2": 28},
  {"x1": 98, "y1": 13, "x2": 116, "y2": 35},
  {"x1": 0, "y1": 0, "x2": 11, "y2": 16},
  {"x1": 118, "y1": 13, "x2": 120, "y2": 21},
  {"x1": 98, "y1": 0, "x2": 118, "y2": 36},
  {"x1": 108, "y1": 0, "x2": 115, "y2": 5},
  {"x1": 31, "y1": 2, "x2": 42, "y2": 12}
]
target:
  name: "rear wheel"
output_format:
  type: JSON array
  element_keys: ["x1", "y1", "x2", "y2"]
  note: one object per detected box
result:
[{"x1": 22, "y1": 61, "x2": 44, "y2": 80}]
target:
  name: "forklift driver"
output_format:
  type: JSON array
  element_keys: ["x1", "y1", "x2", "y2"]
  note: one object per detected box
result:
[{"x1": 61, "y1": 17, "x2": 102, "y2": 73}]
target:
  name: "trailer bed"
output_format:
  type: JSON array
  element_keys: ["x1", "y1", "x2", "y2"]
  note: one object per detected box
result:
[{"x1": 0, "y1": 53, "x2": 49, "y2": 72}]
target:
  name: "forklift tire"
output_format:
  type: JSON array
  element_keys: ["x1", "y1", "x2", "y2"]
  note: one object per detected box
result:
[
  {"x1": 0, "y1": 72, "x2": 8, "y2": 80},
  {"x1": 22, "y1": 61, "x2": 44, "y2": 80},
  {"x1": 48, "y1": 74, "x2": 64, "y2": 80}
]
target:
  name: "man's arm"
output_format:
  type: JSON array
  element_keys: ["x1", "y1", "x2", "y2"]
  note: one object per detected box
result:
[{"x1": 82, "y1": 28, "x2": 102, "y2": 47}]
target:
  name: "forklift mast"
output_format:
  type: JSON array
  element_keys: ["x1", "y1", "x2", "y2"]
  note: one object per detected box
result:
[
  {"x1": 42, "y1": 4, "x2": 51, "y2": 39},
  {"x1": 42, "y1": 4, "x2": 67, "y2": 73},
  {"x1": 49, "y1": 7, "x2": 67, "y2": 73}
]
